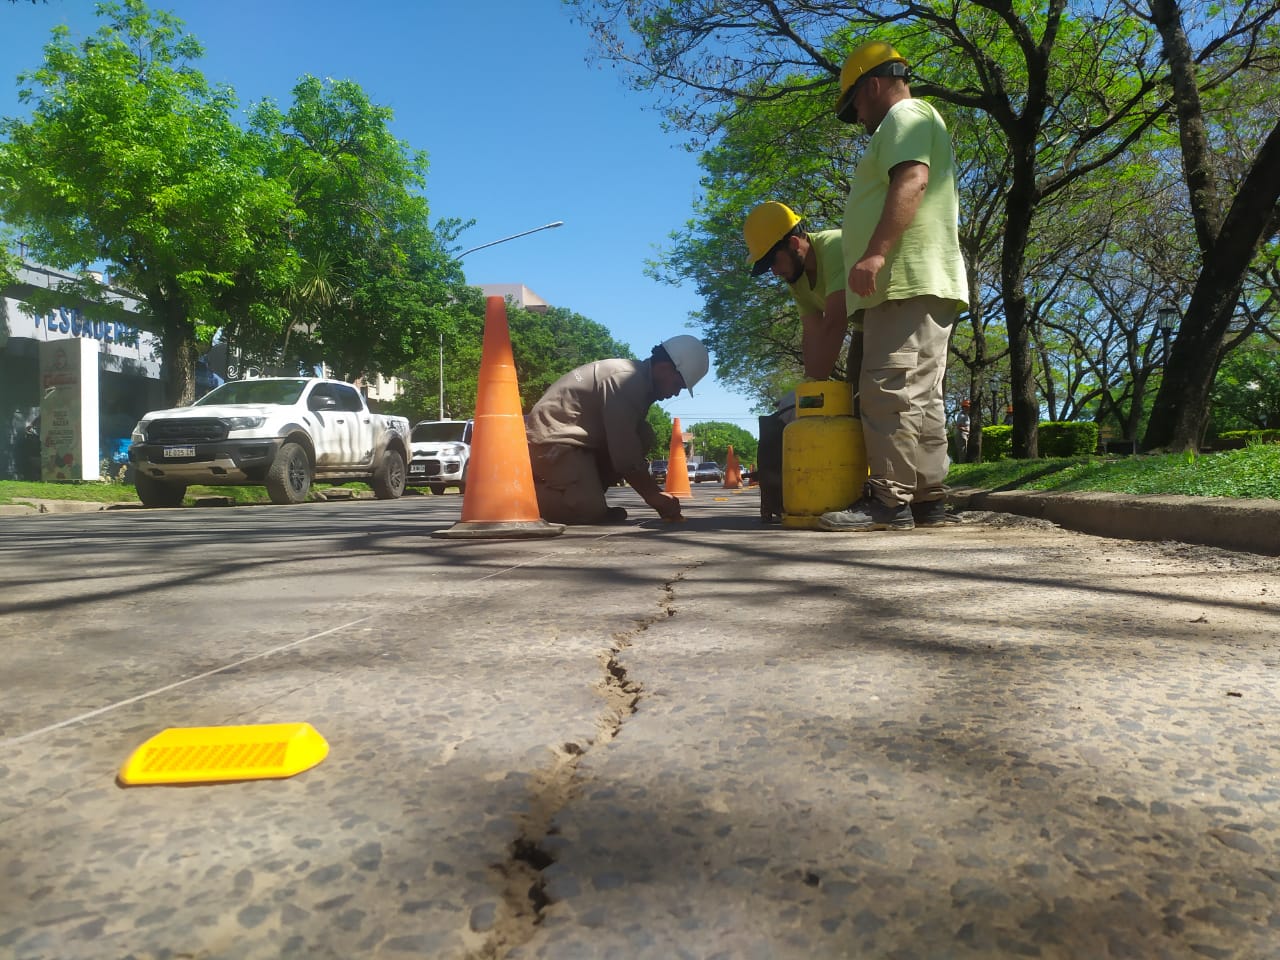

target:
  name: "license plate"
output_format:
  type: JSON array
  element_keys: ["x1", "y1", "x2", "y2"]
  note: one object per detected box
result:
[
  {"x1": 410, "y1": 463, "x2": 426, "y2": 474},
  {"x1": 164, "y1": 446, "x2": 196, "y2": 458}
]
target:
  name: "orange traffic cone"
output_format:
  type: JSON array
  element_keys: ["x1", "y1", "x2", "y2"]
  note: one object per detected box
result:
[
  {"x1": 434, "y1": 297, "x2": 564, "y2": 539},
  {"x1": 663, "y1": 418, "x2": 693, "y2": 499},
  {"x1": 723, "y1": 444, "x2": 742, "y2": 489}
]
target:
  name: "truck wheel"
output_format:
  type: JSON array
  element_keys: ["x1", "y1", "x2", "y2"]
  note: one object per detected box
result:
[
  {"x1": 134, "y1": 472, "x2": 187, "y2": 508},
  {"x1": 429, "y1": 483, "x2": 446, "y2": 496},
  {"x1": 372, "y1": 448, "x2": 406, "y2": 499},
  {"x1": 266, "y1": 441, "x2": 312, "y2": 504},
  {"x1": 457, "y1": 465, "x2": 468, "y2": 495}
]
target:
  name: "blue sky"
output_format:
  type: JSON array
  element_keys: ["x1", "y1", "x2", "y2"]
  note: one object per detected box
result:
[{"x1": 2, "y1": 0, "x2": 761, "y2": 436}]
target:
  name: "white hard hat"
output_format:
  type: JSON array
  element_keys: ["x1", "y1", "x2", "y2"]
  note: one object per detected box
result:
[{"x1": 660, "y1": 335, "x2": 710, "y2": 395}]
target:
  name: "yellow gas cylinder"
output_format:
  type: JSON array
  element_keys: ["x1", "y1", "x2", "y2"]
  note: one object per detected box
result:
[{"x1": 781, "y1": 381, "x2": 869, "y2": 529}]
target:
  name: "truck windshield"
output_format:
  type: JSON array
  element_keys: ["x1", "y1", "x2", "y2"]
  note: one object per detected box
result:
[
  {"x1": 193, "y1": 379, "x2": 308, "y2": 406},
  {"x1": 412, "y1": 421, "x2": 468, "y2": 443}
]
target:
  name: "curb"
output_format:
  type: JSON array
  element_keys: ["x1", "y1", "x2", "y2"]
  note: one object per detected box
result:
[
  {"x1": 0, "y1": 499, "x2": 110, "y2": 516},
  {"x1": 951, "y1": 488, "x2": 1280, "y2": 557}
]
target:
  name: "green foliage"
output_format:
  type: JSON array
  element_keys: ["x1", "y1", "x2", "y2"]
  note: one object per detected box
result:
[
  {"x1": 645, "y1": 405, "x2": 673, "y2": 459},
  {"x1": 244, "y1": 76, "x2": 467, "y2": 381},
  {"x1": 572, "y1": 0, "x2": 1280, "y2": 457},
  {"x1": 1, "y1": 0, "x2": 467, "y2": 402},
  {"x1": 1037, "y1": 421, "x2": 1101, "y2": 457},
  {"x1": 687, "y1": 421, "x2": 758, "y2": 468},
  {"x1": 1217, "y1": 430, "x2": 1280, "y2": 444},
  {"x1": 1208, "y1": 340, "x2": 1280, "y2": 433},
  {"x1": 0, "y1": 0, "x2": 296, "y2": 404},
  {"x1": 981, "y1": 425, "x2": 1013, "y2": 462},
  {"x1": 948, "y1": 444, "x2": 1280, "y2": 501},
  {"x1": 509, "y1": 303, "x2": 636, "y2": 410}
]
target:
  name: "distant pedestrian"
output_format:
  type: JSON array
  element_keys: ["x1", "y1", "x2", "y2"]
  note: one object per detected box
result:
[{"x1": 954, "y1": 400, "x2": 971, "y2": 463}]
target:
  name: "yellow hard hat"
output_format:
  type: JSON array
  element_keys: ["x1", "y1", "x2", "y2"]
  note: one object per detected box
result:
[
  {"x1": 743, "y1": 202, "x2": 802, "y2": 275},
  {"x1": 835, "y1": 40, "x2": 908, "y2": 123}
]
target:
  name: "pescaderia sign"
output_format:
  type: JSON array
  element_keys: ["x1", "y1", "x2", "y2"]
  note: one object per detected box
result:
[{"x1": 34, "y1": 306, "x2": 140, "y2": 344}]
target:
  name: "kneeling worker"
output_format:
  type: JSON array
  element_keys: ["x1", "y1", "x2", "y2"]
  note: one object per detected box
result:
[{"x1": 525, "y1": 335, "x2": 710, "y2": 525}]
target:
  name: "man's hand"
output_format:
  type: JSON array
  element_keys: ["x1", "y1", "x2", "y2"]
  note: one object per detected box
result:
[
  {"x1": 650, "y1": 492, "x2": 683, "y2": 521},
  {"x1": 848, "y1": 254, "x2": 885, "y2": 298},
  {"x1": 624, "y1": 468, "x2": 684, "y2": 521}
]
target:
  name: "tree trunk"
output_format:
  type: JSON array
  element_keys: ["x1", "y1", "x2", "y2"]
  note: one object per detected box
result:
[
  {"x1": 155, "y1": 296, "x2": 198, "y2": 407},
  {"x1": 1002, "y1": 143, "x2": 1040, "y2": 459},
  {"x1": 1143, "y1": 119, "x2": 1280, "y2": 449},
  {"x1": 1141, "y1": 0, "x2": 1280, "y2": 450}
]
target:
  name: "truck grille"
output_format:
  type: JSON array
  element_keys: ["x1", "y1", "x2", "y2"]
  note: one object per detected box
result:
[{"x1": 147, "y1": 418, "x2": 229, "y2": 443}]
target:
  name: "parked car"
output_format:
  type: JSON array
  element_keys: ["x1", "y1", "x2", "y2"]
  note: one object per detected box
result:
[
  {"x1": 690, "y1": 461, "x2": 723, "y2": 483},
  {"x1": 128, "y1": 377, "x2": 411, "y2": 506},
  {"x1": 408, "y1": 419, "x2": 473, "y2": 495},
  {"x1": 648, "y1": 459, "x2": 668, "y2": 484}
]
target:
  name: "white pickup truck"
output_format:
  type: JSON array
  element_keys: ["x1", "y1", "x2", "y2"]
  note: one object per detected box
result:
[{"x1": 128, "y1": 377, "x2": 411, "y2": 507}]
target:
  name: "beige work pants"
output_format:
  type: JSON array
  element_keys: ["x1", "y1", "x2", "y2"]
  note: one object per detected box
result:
[
  {"x1": 528, "y1": 443, "x2": 611, "y2": 524},
  {"x1": 858, "y1": 295, "x2": 958, "y2": 508}
]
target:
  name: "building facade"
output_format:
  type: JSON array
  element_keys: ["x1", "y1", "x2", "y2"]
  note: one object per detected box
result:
[{"x1": 1, "y1": 262, "x2": 163, "y2": 481}]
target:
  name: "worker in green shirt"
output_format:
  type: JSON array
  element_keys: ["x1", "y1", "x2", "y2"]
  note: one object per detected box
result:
[
  {"x1": 818, "y1": 40, "x2": 969, "y2": 533},
  {"x1": 743, "y1": 201, "x2": 862, "y2": 383}
]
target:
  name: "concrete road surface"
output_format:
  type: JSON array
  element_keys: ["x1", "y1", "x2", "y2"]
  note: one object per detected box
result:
[{"x1": 1, "y1": 489, "x2": 1278, "y2": 960}]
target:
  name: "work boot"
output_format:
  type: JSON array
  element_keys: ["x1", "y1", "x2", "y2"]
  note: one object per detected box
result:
[
  {"x1": 603, "y1": 506, "x2": 629, "y2": 523},
  {"x1": 817, "y1": 497, "x2": 914, "y2": 532},
  {"x1": 911, "y1": 499, "x2": 957, "y2": 528}
]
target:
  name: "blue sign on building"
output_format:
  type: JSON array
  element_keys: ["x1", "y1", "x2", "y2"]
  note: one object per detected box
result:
[{"x1": 37, "y1": 306, "x2": 140, "y2": 345}]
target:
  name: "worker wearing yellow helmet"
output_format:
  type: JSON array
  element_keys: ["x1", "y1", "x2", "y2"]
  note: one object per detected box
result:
[
  {"x1": 819, "y1": 39, "x2": 969, "y2": 532},
  {"x1": 743, "y1": 201, "x2": 861, "y2": 382}
]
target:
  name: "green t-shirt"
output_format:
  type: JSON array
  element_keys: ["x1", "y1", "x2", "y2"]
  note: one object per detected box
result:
[
  {"x1": 841, "y1": 98, "x2": 968, "y2": 313},
  {"x1": 788, "y1": 228, "x2": 862, "y2": 333},
  {"x1": 788, "y1": 229, "x2": 845, "y2": 317}
]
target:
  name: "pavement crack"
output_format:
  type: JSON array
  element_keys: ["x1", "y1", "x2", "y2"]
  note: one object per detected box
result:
[{"x1": 465, "y1": 563, "x2": 697, "y2": 959}]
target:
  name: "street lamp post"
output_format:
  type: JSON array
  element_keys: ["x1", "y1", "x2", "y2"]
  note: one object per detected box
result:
[
  {"x1": 457, "y1": 220, "x2": 564, "y2": 259},
  {"x1": 436, "y1": 220, "x2": 565, "y2": 418}
]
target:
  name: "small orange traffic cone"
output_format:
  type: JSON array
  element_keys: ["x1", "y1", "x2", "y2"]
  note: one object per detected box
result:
[
  {"x1": 663, "y1": 418, "x2": 693, "y2": 499},
  {"x1": 723, "y1": 444, "x2": 742, "y2": 489},
  {"x1": 435, "y1": 297, "x2": 564, "y2": 539}
]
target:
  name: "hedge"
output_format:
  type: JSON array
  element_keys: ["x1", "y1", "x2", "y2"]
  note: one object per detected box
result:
[{"x1": 980, "y1": 421, "x2": 1100, "y2": 461}]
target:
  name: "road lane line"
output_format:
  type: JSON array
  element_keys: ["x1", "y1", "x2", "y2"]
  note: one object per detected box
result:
[
  {"x1": 1, "y1": 616, "x2": 372, "y2": 747},
  {"x1": 4, "y1": 544, "x2": 604, "y2": 747}
]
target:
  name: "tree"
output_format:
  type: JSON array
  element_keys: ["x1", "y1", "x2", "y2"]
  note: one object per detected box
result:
[
  {"x1": 570, "y1": 0, "x2": 1280, "y2": 456},
  {"x1": 242, "y1": 76, "x2": 468, "y2": 381},
  {"x1": 0, "y1": 0, "x2": 293, "y2": 404},
  {"x1": 1208, "y1": 338, "x2": 1280, "y2": 433},
  {"x1": 645, "y1": 405, "x2": 674, "y2": 460},
  {"x1": 508, "y1": 303, "x2": 637, "y2": 408},
  {"x1": 689, "y1": 420, "x2": 758, "y2": 467},
  {"x1": 1141, "y1": 0, "x2": 1280, "y2": 450}
]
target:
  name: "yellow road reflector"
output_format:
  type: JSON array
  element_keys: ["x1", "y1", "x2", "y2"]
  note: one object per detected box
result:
[
  {"x1": 713, "y1": 497, "x2": 729, "y2": 501},
  {"x1": 118, "y1": 722, "x2": 329, "y2": 786}
]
